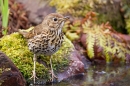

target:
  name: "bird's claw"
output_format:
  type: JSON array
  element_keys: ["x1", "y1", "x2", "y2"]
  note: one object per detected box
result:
[
  {"x1": 49, "y1": 70, "x2": 58, "y2": 82},
  {"x1": 30, "y1": 70, "x2": 39, "y2": 84},
  {"x1": 30, "y1": 75, "x2": 38, "y2": 79}
]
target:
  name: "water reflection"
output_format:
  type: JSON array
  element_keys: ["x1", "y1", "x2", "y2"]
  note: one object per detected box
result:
[{"x1": 30, "y1": 64, "x2": 130, "y2": 86}]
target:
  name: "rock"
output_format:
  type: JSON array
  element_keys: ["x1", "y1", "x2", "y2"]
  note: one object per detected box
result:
[
  {"x1": 0, "y1": 51, "x2": 26, "y2": 86},
  {"x1": 57, "y1": 49, "x2": 85, "y2": 82}
]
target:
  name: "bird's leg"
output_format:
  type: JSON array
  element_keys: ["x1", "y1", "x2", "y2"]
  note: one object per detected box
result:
[
  {"x1": 50, "y1": 56, "x2": 57, "y2": 82},
  {"x1": 30, "y1": 54, "x2": 38, "y2": 84}
]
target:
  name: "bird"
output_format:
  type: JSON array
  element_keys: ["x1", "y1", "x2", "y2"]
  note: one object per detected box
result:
[{"x1": 19, "y1": 13, "x2": 69, "y2": 84}]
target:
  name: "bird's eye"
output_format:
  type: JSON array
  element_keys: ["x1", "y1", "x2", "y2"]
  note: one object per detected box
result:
[{"x1": 53, "y1": 18, "x2": 57, "y2": 21}]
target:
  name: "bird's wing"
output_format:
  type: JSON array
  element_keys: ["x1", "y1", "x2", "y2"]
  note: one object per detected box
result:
[{"x1": 25, "y1": 24, "x2": 48, "y2": 39}]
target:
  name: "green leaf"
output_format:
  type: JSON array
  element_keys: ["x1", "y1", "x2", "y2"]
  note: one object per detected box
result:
[{"x1": 0, "y1": 0, "x2": 9, "y2": 35}]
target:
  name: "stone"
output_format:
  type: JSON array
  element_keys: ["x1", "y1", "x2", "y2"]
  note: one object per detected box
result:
[{"x1": 0, "y1": 51, "x2": 26, "y2": 86}]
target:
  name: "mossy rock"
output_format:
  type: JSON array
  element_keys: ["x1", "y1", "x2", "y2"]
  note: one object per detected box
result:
[{"x1": 0, "y1": 32, "x2": 74, "y2": 80}]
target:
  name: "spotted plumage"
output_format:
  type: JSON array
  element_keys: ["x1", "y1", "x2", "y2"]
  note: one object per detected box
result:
[{"x1": 28, "y1": 29, "x2": 64, "y2": 55}]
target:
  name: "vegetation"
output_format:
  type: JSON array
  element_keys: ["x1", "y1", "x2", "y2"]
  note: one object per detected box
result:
[
  {"x1": 0, "y1": 0, "x2": 9, "y2": 35},
  {"x1": 50, "y1": 0, "x2": 130, "y2": 34},
  {"x1": 122, "y1": 0, "x2": 130, "y2": 34},
  {"x1": 83, "y1": 21, "x2": 130, "y2": 63},
  {"x1": 63, "y1": 12, "x2": 130, "y2": 63},
  {"x1": 62, "y1": 20, "x2": 81, "y2": 41}
]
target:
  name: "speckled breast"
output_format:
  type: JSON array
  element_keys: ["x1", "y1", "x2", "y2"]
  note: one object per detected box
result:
[{"x1": 28, "y1": 33, "x2": 64, "y2": 56}]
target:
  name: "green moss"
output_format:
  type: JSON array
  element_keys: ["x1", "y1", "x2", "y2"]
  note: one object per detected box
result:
[
  {"x1": 122, "y1": 0, "x2": 130, "y2": 34},
  {"x1": 50, "y1": 0, "x2": 90, "y2": 17},
  {"x1": 0, "y1": 32, "x2": 74, "y2": 80},
  {"x1": 126, "y1": 19, "x2": 130, "y2": 34}
]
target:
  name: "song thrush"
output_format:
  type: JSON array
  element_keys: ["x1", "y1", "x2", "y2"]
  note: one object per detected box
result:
[{"x1": 19, "y1": 13, "x2": 69, "y2": 84}]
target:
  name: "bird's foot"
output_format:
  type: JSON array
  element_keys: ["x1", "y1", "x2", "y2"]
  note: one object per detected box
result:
[
  {"x1": 30, "y1": 70, "x2": 39, "y2": 84},
  {"x1": 49, "y1": 70, "x2": 58, "y2": 82}
]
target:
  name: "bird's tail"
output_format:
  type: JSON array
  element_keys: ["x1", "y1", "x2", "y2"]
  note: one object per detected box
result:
[{"x1": 18, "y1": 27, "x2": 34, "y2": 39}]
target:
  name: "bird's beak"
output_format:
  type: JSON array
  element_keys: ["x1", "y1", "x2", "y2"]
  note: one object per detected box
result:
[
  {"x1": 63, "y1": 16, "x2": 70, "y2": 21},
  {"x1": 60, "y1": 16, "x2": 69, "y2": 21}
]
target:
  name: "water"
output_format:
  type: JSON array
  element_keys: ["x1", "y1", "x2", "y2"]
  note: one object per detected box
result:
[{"x1": 29, "y1": 64, "x2": 130, "y2": 86}]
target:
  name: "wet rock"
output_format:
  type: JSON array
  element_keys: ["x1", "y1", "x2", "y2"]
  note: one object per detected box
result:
[
  {"x1": 0, "y1": 51, "x2": 26, "y2": 86},
  {"x1": 57, "y1": 49, "x2": 85, "y2": 82}
]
